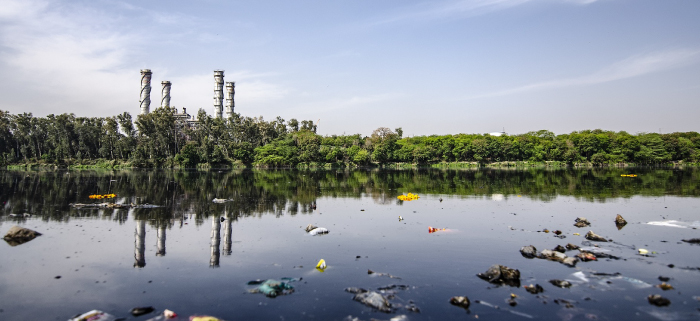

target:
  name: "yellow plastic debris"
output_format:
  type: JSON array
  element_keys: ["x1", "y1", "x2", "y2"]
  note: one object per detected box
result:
[
  {"x1": 638, "y1": 249, "x2": 649, "y2": 255},
  {"x1": 397, "y1": 193, "x2": 420, "y2": 201},
  {"x1": 316, "y1": 259, "x2": 326, "y2": 272},
  {"x1": 573, "y1": 233, "x2": 580, "y2": 236}
]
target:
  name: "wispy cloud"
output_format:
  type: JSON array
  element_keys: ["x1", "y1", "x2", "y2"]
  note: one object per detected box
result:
[
  {"x1": 370, "y1": 0, "x2": 600, "y2": 26},
  {"x1": 469, "y1": 49, "x2": 700, "y2": 99}
]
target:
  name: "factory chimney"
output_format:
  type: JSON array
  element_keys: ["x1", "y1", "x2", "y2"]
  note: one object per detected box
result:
[
  {"x1": 225, "y1": 81, "x2": 235, "y2": 118},
  {"x1": 140, "y1": 69, "x2": 152, "y2": 115},
  {"x1": 161, "y1": 81, "x2": 171, "y2": 108},
  {"x1": 213, "y1": 70, "x2": 224, "y2": 118}
]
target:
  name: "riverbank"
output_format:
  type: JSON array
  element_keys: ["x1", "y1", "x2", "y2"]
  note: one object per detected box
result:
[{"x1": 3, "y1": 159, "x2": 698, "y2": 170}]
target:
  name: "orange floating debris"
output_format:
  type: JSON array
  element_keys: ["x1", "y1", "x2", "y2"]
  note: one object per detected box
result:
[{"x1": 428, "y1": 226, "x2": 447, "y2": 233}]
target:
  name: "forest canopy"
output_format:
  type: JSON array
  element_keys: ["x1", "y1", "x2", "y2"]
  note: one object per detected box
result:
[{"x1": 0, "y1": 108, "x2": 698, "y2": 168}]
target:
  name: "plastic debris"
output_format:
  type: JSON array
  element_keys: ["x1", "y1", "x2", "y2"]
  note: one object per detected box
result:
[
  {"x1": 574, "y1": 217, "x2": 591, "y2": 228},
  {"x1": 368, "y1": 269, "x2": 401, "y2": 279},
  {"x1": 428, "y1": 226, "x2": 447, "y2": 233},
  {"x1": 646, "y1": 220, "x2": 700, "y2": 229},
  {"x1": 585, "y1": 230, "x2": 608, "y2": 242},
  {"x1": 309, "y1": 227, "x2": 329, "y2": 236},
  {"x1": 345, "y1": 286, "x2": 414, "y2": 314},
  {"x1": 89, "y1": 194, "x2": 116, "y2": 199},
  {"x1": 4, "y1": 226, "x2": 42, "y2": 246},
  {"x1": 212, "y1": 198, "x2": 231, "y2": 203},
  {"x1": 576, "y1": 252, "x2": 597, "y2": 262},
  {"x1": 450, "y1": 296, "x2": 470, "y2": 310},
  {"x1": 131, "y1": 306, "x2": 155, "y2": 316},
  {"x1": 549, "y1": 279, "x2": 572, "y2": 288},
  {"x1": 247, "y1": 278, "x2": 300, "y2": 297},
  {"x1": 316, "y1": 259, "x2": 327, "y2": 272},
  {"x1": 638, "y1": 248, "x2": 649, "y2": 255},
  {"x1": 350, "y1": 290, "x2": 393, "y2": 313},
  {"x1": 647, "y1": 294, "x2": 671, "y2": 306},
  {"x1": 656, "y1": 283, "x2": 674, "y2": 290},
  {"x1": 397, "y1": 193, "x2": 420, "y2": 201},
  {"x1": 620, "y1": 174, "x2": 637, "y2": 177},
  {"x1": 523, "y1": 284, "x2": 544, "y2": 294},
  {"x1": 69, "y1": 310, "x2": 118, "y2": 321},
  {"x1": 190, "y1": 316, "x2": 223, "y2": 321},
  {"x1": 473, "y1": 300, "x2": 533, "y2": 319},
  {"x1": 398, "y1": 216, "x2": 403, "y2": 221},
  {"x1": 477, "y1": 264, "x2": 521, "y2": 287}
]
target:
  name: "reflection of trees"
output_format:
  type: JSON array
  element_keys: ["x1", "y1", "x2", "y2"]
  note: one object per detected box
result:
[{"x1": 1, "y1": 168, "x2": 699, "y2": 223}]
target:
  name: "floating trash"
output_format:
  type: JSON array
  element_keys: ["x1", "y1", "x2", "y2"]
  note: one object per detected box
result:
[
  {"x1": 620, "y1": 174, "x2": 637, "y2": 177},
  {"x1": 89, "y1": 193, "x2": 116, "y2": 199},
  {"x1": 316, "y1": 259, "x2": 327, "y2": 272},
  {"x1": 69, "y1": 310, "x2": 118, "y2": 321},
  {"x1": 368, "y1": 269, "x2": 401, "y2": 279},
  {"x1": 247, "y1": 278, "x2": 300, "y2": 297},
  {"x1": 428, "y1": 226, "x2": 447, "y2": 233},
  {"x1": 397, "y1": 193, "x2": 420, "y2": 201},
  {"x1": 646, "y1": 220, "x2": 700, "y2": 229}
]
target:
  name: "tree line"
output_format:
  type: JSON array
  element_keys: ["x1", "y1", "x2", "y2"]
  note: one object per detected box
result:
[{"x1": 0, "y1": 108, "x2": 698, "y2": 167}]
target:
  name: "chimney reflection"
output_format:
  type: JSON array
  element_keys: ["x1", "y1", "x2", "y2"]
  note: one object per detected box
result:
[
  {"x1": 223, "y1": 217, "x2": 232, "y2": 256},
  {"x1": 210, "y1": 216, "x2": 221, "y2": 267},
  {"x1": 134, "y1": 220, "x2": 146, "y2": 268},
  {"x1": 156, "y1": 225, "x2": 166, "y2": 256}
]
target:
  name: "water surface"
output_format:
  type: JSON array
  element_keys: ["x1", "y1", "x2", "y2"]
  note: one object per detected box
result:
[{"x1": 1, "y1": 168, "x2": 699, "y2": 320}]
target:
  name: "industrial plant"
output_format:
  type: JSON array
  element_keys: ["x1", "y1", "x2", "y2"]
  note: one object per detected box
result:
[{"x1": 139, "y1": 69, "x2": 235, "y2": 123}]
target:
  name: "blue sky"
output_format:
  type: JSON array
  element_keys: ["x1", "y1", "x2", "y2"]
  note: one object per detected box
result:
[{"x1": 0, "y1": 0, "x2": 698, "y2": 136}]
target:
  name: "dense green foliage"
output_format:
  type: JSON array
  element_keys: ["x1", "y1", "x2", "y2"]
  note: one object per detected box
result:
[{"x1": 0, "y1": 108, "x2": 698, "y2": 168}]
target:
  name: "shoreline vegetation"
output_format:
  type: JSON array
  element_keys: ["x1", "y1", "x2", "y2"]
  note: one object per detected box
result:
[{"x1": 1, "y1": 108, "x2": 699, "y2": 169}]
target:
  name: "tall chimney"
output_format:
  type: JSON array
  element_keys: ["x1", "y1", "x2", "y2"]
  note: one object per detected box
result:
[
  {"x1": 225, "y1": 81, "x2": 235, "y2": 118},
  {"x1": 213, "y1": 70, "x2": 224, "y2": 118},
  {"x1": 140, "y1": 69, "x2": 152, "y2": 115},
  {"x1": 161, "y1": 81, "x2": 171, "y2": 109}
]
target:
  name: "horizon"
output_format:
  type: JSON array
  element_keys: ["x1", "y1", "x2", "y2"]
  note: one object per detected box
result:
[{"x1": 1, "y1": 0, "x2": 698, "y2": 137}]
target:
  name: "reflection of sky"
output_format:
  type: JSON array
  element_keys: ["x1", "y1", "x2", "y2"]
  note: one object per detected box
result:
[{"x1": 1, "y1": 195, "x2": 700, "y2": 320}]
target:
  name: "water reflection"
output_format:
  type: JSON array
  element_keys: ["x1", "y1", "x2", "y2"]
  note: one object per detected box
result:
[
  {"x1": 210, "y1": 216, "x2": 221, "y2": 267},
  {"x1": 134, "y1": 219, "x2": 146, "y2": 268},
  {"x1": 1, "y1": 168, "x2": 699, "y2": 225},
  {"x1": 223, "y1": 216, "x2": 232, "y2": 256},
  {"x1": 156, "y1": 225, "x2": 166, "y2": 257}
]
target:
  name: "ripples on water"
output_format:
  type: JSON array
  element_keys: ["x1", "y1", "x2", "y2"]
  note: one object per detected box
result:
[{"x1": 1, "y1": 168, "x2": 699, "y2": 320}]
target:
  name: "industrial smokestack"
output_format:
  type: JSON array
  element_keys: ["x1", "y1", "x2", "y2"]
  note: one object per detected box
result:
[
  {"x1": 161, "y1": 81, "x2": 171, "y2": 109},
  {"x1": 213, "y1": 70, "x2": 224, "y2": 118},
  {"x1": 140, "y1": 69, "x2": 152, "y2": 115},
  {"x1": 225, "y1": 81, "x2": 235, "y2": 118}
]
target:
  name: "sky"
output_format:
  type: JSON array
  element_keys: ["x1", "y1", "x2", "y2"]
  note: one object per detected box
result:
[{"x1": 0, "y1": 0, "x2": 698, "y2": 137}]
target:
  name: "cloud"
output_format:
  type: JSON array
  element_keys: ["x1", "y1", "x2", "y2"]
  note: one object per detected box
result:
[
  {"x1": 0, "y1": 0, "x2": 284, "y2": 117},
  {"x1": 470, "y1": 49, "x2": 700, "y2": 99},
  {"x1": 370, "y1": 0, "x2": 601, "y2": 26}
]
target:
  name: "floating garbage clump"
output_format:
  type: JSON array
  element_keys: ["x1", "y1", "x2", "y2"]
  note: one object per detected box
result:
[
  {"x1": 89, "y1": 194, "x2": 116, "y2": 199},
  {"x1": 397, "y1": 193, "x2": 420, "y2": 201}
]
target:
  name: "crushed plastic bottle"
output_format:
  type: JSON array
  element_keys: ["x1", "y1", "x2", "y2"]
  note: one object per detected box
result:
[{"x1": 69, "y1": 310, "x2": 118, "y2": 321}]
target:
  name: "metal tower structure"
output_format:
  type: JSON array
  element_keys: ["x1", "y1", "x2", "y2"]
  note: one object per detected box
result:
[
  {"x1": 140, "y1": 69, "x2": 152, "y2": 115},
  {"x1": 225, "y1": 81, "x2": 235, "y2": 118},
  {"x1": 161, "y1": 81, "x2": 171, "y2": 108},
  {"x1": 213, "y1": 70, "x2": 224, "y2": 118}
]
